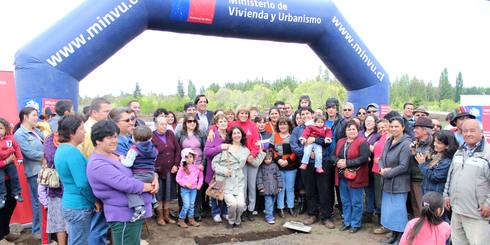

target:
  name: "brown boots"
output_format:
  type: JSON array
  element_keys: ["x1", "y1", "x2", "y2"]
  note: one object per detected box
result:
[
  {"x1": 188, "y1": 218, "x2": 200, "y2": 227},
  {"x1": 177, "y1": 218, "x2": 200, "y2": 228},
  {"x1": 177, "y1": 219, "x2": 188, "y2": 228},
  {"x1": 156, "y1": 209, "x2": 165, "y2": 226},
  {"x1": 163, "y1": 208, "x2": 175, "y2": 224}
]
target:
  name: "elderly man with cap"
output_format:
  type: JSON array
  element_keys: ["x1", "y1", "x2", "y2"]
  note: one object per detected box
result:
[
  {"x1": 451, "y1": 106, "x2": 476, "y2": 146},
  {"x1": 443, "y1": 119, "x2": 490, "y2": 245},
  {"x1": 409, "y1": 117, "x2": 434, "y2": 217}
]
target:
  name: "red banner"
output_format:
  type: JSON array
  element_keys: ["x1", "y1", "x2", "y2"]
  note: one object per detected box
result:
[
  {"x1": 380, "y1": 104, "x2": 391, "y2": 119},
  {"x1": 42, "y1": 98, "x2": 60, "y2": 115},
  {"x1": 0, "y1": 71, "x2": 33, "y2": 225}
]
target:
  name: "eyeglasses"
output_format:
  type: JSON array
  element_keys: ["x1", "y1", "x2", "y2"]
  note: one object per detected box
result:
[
  {"x1": 357, "y1": 112, "x2": 366, "y2": 115},
  {"x1": 119, "y1": 118, "x2": 132, "y2": 123},
  {"x1": 186, "y1": 120, "x2": 197, "y2": 123},
  {"x1": 343, "y1": 109, "x2": 352, "y2": 112},
  {"x1": 367, "y1": 110, "x2": 377, "y2": 114}
]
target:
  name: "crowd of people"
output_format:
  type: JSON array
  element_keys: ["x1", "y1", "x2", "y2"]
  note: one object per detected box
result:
[{"x1": 0, "y1": 94, "x2": 489, "y2": 245}]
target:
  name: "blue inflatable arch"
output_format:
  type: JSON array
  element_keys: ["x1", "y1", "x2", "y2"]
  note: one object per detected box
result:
[{"x1": 15, "y1": 0, "x2": 389, "y2": 110}]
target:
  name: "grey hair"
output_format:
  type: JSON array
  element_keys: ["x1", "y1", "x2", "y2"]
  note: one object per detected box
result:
[
  {"x1": 462, "y1": 119, "x2": 483, "y2": 132},
  {"x1": 155, "y1": 116, "x2": 168, "y2": 125},
  {"x1": 343, "y1": 102, "x2": 354, "y2": 110}
]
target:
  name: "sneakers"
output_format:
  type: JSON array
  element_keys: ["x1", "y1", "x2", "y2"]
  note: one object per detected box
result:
[
  {"x1": 14, "y1": 195, "x2": 23, "y2": 203},
  {"x1": 130, "y1": 206, "x2": 146, "y2": 222},
  {"x1": 299, "y1": 163, "x2": 308, "y2": 170},
  {"x1": 213, "y1": 214, "x2": 222, "y2": 223},
  {"x1": 266, "y1": 219, "x2": 275, "y2": 224},
  {"x1": 315, "y1": 167, "x2": 324, "y2": 173}
]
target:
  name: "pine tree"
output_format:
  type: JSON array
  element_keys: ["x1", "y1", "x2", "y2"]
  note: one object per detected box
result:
[
  {"x1": 455, "y1": 72, "x2": 463, "y2": 102},
  {"x1": 199, "y1": 86, "x2": 206, "y2": 94},
  {"x1": 133, "y1": 82, "x2": 142, "y2": 98},
  {"x1": 438, "y1": 68, "x2": 453, "y2": 101},
  {"x1": 187, "y1": 80, "x2": 196, "y2": 100},
  {"x1": 177, "y1": 79, "x2": 185, "y2": 98}
]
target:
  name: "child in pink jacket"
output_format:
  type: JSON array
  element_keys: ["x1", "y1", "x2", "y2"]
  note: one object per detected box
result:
[{"x1": 176, "y1": 148, "x2": 203, "y2": 228}]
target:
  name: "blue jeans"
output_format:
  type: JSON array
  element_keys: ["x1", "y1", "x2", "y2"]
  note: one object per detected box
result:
[
  {"x1": 210, "y1": 198, "x2": 227, "y2": 217},
  {"x1": 301, "y1": 143, "x2": 323, "y2": 168},
  {"x1": 89, "y1": 211, "x2": 108, "y2": 245},
  {"x1": 339, "y1": 178, "x2": 364, "y2": 228},
  {"x1": 264, "y1": 195, "x2": 275, "y2": 221},
  {"x1": 26, "y1": 175, "x2": 40, "y2": 234},
  {"x1": 63, "y1": 208, "x2": 94, "y2": 245},
  {"x1": 277, "y1": 169, "x2": 297, "y2": 209},
  {"x1": 364, "y1": 173, "x2": 376, "y2": 213},
  {"x1": 179, "y1": 187, "x2": 197, "y2": 219},
  {"x1": 0, "y1": 164, "x2": 22, "y2": 200}
]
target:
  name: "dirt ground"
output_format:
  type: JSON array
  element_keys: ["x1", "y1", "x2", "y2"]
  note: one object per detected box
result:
[
  {"x1": 142, "y1": 211, "x2": 384, "y2": 245},
  {"x1": 11, "y1": 208, "x2": 385, "y2": 245}
]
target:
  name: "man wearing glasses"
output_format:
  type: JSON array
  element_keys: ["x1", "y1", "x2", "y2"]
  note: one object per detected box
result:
[
  {"x1": 110, "y1": 107, "x2": 136, "y2": 156},
  {"x1": 366, "y1": 103, "x2": 379, "y2": 118},
  {"x1": 342, "y1": 102, "x2": 354, "y2": 120}
]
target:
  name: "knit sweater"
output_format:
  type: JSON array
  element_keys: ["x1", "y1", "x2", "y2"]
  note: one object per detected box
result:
[{"x1": 176, "y1": 163, "x2": 204, "y2": 190}]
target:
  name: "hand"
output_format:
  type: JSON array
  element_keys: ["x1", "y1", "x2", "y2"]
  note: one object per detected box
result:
[
  {"x1": 4, "y1": 154, "x2": 14, "y2": 165},
  {"x1": 225, "y1": 170, "x2": 232, "y2": 177},
  {"x1": 415, "y1": 152, "x2": 426, "y2": 164},
  {"x1": 197, "y1": 164, "x2": 204, "y2": 171},
  {"x1": 171, "y1": 165, "x2": 178, "y2": 174},
  {"x1": 221, "y1": 144, "x2": 229, "y2": 150},
  {"x1": 306, "y1": 137, "x2": 315, "y2": 145},
  {"x1": 207, "y1": 130, "x2": 216, "y2": 142},
  {"x1": 444, "y1": 197, "x2": 451, "y2": 211},
  {"x1": 247, "y1": 155, "x2": 254, "y2": 164},
  {"x1": 185, "y1": 183, "x2": 192, "y2": 188},
  {"x1": 17, "y1": 160, "x2": 23, "y2": 165},
  {"x1": 337, "y1": 159, "x2": 347, "y2": 169},
  {"x1": 151, "y1": 174, "x2": 159, "y2": 194},
  {"x1": 94, "y1": 200, "x2": 102, "y2": 212},
  {"x1": 278, "y1": 188, "x2": 283, "y2": 192},
  {"x1": 325, "y1": 137, "x2": 332, "y2": 144},
  {"x1": 310, "y1": 152, "x2": 315, "y2": 160},
  {"x1": 479, "y1": 204, "x2": 490, "y2": 217},
  {"x1": 41, "y1": 158, "x2": 48, "y2": 168},
  {"x1": 379, "y1": 168, "x2": 391, "y2": 176},
  {"x1": 143, "y1": 183, "x2": 153, "y2": 192},
  {"x1": 300, "y1": 138, "x2": 306, "y2": 145},
  {"x1": 259, "y1": 189, "x2": 265, "y2": 193},
  {"x1": 278, "y1": 159, "x2": 287, "y2": 167}
]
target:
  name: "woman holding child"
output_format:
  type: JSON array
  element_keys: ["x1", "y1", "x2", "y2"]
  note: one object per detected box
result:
[{"x1": 86, "y1": 120, "x2": 158, "y2": 245}]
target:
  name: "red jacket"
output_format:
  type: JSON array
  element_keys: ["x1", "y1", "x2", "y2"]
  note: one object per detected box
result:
[
  {"x1": 333, "y1": 137, "x2": 369, "y2": 188},
  {"x1": 300, "y1": 125, "x2": 332, "y2": 140},
  {"x1": 0, "y1": 135, "x2": 23, "y2": 168},
  {"x1": 228, "y1": 120, "x2": 260, "y2": 157}
]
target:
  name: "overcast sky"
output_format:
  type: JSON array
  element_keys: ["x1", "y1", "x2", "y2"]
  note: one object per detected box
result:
[{"x1": 1, "y1": 0, "x2": 489, "y2": 97}]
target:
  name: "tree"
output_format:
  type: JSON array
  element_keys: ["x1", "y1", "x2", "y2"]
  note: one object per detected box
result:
[
  {"x1": 455, "y1": 72, "x2": 463, "y2": 102},
  {"x1": 438, "y1": 68, "x2": 453, "y2": 101},
  {"x1": 177, "y1": 79, "x2": 184, "y2": 98},
  {"x1": 199, "y1": 85, "x2": 206, "y2": 94},
  {"x1": 133, "y1": 82, "x2": 142, "y2": 98},
  {"x1": 187, "y1": 80, "x2": 196, "y2": 100}
]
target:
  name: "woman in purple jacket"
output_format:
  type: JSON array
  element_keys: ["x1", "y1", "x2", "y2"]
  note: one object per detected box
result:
[
  {"x1": 204, "y1": 114, "x2": 229, "y2": 223},
  {"x1": 86, "y1": 120, "x2": 158, "y2": 245}
]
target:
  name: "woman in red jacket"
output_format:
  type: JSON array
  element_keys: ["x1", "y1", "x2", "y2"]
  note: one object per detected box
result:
[{"x1": 330, "y1": 120, "x2": 370, "y2": 233}]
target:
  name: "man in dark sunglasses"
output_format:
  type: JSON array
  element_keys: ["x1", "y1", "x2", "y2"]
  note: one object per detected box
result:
[{"x1": 366, "y1": 103, "x2": 379, "y2": 118}]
